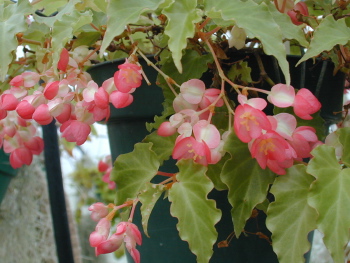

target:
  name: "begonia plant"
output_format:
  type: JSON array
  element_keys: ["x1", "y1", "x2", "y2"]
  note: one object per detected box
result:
[{"x1": 2, "y1": 0, "x2": 350, "y2": 262}]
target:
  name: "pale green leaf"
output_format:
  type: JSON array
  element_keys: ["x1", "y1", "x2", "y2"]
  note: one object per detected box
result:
[
  {"x1": 307, "y1": 145, "x2": 350, "y2": 263},
  {"x1": 204, "y1": 0, "x2": 291, "y2": 85},
  {"x1": 0, "y1": 0, "x2": 33, "y2": 81},
  {"x1": 266, "y1": 164, "x2": 317, "y2": 263},
  {"x1": 32, "y1": 0, "x2": 68, "y2": 16},
  {"x1": 221, "y1": 132, "x2": 275, "y2": 236},
  {"x1": 169, "y1": 160, "x2": 221, "y2": 263},
  {"x1": 337, "y1": 127, "x2": 350, "y2": 167},
  {"x1": 111, "y1": 143, "x2": 160, "y2": 204},
  {"x1": 142, "y1": 131, "x2": 176, "y2": 163},
  {"x1": 100, "y1": 0, "x2": 166, "y2": 56},
  {"x1": 139, "y1": 183, "x2": 166, "y2": 237},
  {"x1": 298, "y1": 15, "x2": 350, "y2": 65},
  {"x1": 163, "y1": 0, "x2": 202, "y2": 73},
  {"x1": 51, "y1": 10, "x2": 93, "y2": 71},
  {"x1": 34, "y1": 0, "x2": 82, "y2": 27}
]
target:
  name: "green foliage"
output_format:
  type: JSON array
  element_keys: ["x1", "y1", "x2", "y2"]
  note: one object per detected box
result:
[
  {"x1": 139, "y1": 183, "x2": 166, "y2": 237},
  {"x1": 337, "y1": 127, "x2": 350, "y2": 166},
  {"x1": 267, "y1": 165, "x2": 317, "y2": 263},
  {"x1": 142, "y1": 131, "x2": 176, "y2": 164},
  {"x1": 0, "y1": 0, "x2": 32, "y2": 81},
  {"x1": 297, "y1": 15, "x2": 350, "y2": 65},
  {"x1": 163, "y1": 0, "x2": 202, "y2": 73},
  {"x1": 51, "y1": 10, "x2": 93, "y2": 70},
  {"x1": 307, "y1": 145, "x2": 350, "y2": 263},
  {"x1": 111, "y1": 143, "x2": 160, "y2": 204},
  {"x1": 100, "y1": 0, "x2": 167, "y2": 55},
  {"x1": 227, "y1": 61, "x2": 253, "y2": 85},
  {"x1": 204, "y1": 0, "x2": 291, "y2": 85},
  {"x1": 169, "y1": 160, "x2": 221, "y2": 263},
  {"x1": 222, "y1": 132, "x2": 275, "y2": 236}
]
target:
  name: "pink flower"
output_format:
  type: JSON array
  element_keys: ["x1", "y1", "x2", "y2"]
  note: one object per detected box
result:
[
  {"x1": 238, "y1": 94, "x2": 267, "y2": 110},
  {"x1": 33, "y1": 104, "x2": 53, "y2": 125},
  {"x1": 60, "y1": 120, "x2": 91, "y2": 145},
  {"x1": 180, "y1": 79, "x2": 205, "y2": 104},
  {"x1": 288, "y1": 126, "x2": 319, "y2": 159},
  {"x1": 0, "y1": 94, "x2": 19, "y2": 111},
  {"x1": 267, "y1": 84, "x2": 295, "y2": 108},
  {"x1": 287, "y1": 2, "x2": 309, "y2": 25},
  {"x1": 95, "y1": 222, "x2": 142, "y2": 263},
  {"x1": 58, "y1": 48, "x2": 69, "y2": 72},
  {"x1": 172, "y1": 136, "x2": 211, "y2": 165},
  {"x1": 193, "y1": 120, "x2": 221, "y2": 149},
  {"x1": 234, "y1": 104, "x2": 271, "y2": 143},
  {"x1": 114, "y1": 61, "x2": 142, "y2": 93},
  {"x1": 43, "y1": 81, "x2": 60, "y2": 100},
  {"x1": 9, "y1": 147, "x2": 33, "y2": 169},
  {"x1": 293, "y1": 88, "x2": 321, "y2": 120},
  {"x1": 110, "y1": 90, "x2": 133, "y2": 108},
  {"x1": 199, "y1": 88, "x2": 224, "y2": 109},
  {"x1": 88, "y1": 202, "x2": 109, "y2": 222},
  {"x1": 250, "y1": 131, "x2": 292, "y2": 175},
  {"x1": 89, "y1": 218, "x2": 111, "y2": 247}
]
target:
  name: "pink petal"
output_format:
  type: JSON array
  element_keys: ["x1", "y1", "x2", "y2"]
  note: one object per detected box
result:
[
  {"x1": 268, "y1": 84, "x2": 295, "y2": 107},
  {"x1": 110, "y1": 91, "x2": 133, "y2": 108},
  {"x1": 180, "y1": 79, "x2": 205, "y2": 104},
  {"x1": 193, "y1": 120, "x2": 221, "y2": 149},
  {"x1": 33, "y1": 104, "x2": 53, "y2": 125}
]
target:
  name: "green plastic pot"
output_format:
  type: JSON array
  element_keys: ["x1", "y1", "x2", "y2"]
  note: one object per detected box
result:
[{"x1": 0, "y1": 150, "x2": 17, "y2": 205}]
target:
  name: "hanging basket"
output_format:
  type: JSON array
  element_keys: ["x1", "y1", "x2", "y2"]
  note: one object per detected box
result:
[{"x1": 87, "y1": 54, "x2": 345, "y2": 263}]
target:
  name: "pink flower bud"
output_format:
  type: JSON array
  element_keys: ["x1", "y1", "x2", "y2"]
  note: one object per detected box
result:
[
  {"x1": 293, "y1": 88, "x2": 321, "y2": 120},
  {"x1": 88, "y1": 202, "x2": 109, "y2": 222}
]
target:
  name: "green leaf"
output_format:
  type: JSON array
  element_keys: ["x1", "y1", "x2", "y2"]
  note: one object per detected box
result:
[
  {"x1": 307, "y1": 145, "x2": 350, "y2": 263},
  {"x1": 221, "y1": 132, "x2": 275, "y2": 236},
  {"x1": 139, "y1": 183, "x2": 166, "y2": 237},
  {"x1": 111, "y1": 143, "x2": 160, "y2": 204},
  {"x1": 100, "y1": 0, "x2": 167, "y2": 56},
  {"x1": 163, "y1": 0, "x2": 202, "y2": 73},
  {"x1": 34, "y1": 0, "x2": 82, "y2": 27},
  {"x1": 142, "y1": 131, "x2": 176, "y2": 163},
  {"x1": 206, "y1": 153, "x2": 229, "y2": 191},
  {"x1": 168, "y1": 160, "x2": 221, "y2": 263},
  {"x1": 204, "y1": 0, "x2": 291, "y2": 85},
  {"x1": 51, "y1": 10, "x2": 93, "y2": 71},
  {"x1": 266, "y1": 164, "x2": 317, "y2": 263},
  {"x1": 0, "y1": 0, "x2": 32, "y2": 81},
  {"x1": 337, "y1": 127, "x2": 350, "y2": 167},
  {"x1": 227, "y1": 61, "x2": 253, "y2": 85},
  {"x1": 298, "y1": 15, "x2": 350, "y2": 65}
]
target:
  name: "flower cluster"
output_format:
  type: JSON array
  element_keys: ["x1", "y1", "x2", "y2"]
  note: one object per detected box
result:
[
  {"x1": 157, "y1": 79, "x2": 226, "y2": 165},
  {"x1": 88, "y1": 202, "x2": 142, "y2": 263},
  {"x1": 234, "y1": 84, "x2": 322, "y2": 174},
  {"x1": 2, "y1": 47, "x2": 143, "y2": 168}
]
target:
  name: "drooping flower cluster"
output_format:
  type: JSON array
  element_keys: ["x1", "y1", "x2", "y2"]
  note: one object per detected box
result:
[
  {"x1": 88, "y1": 202, "x2": 142, "y2": 263},
  {"x1": 157, "y1": 79, "x2": 226, "y2": 165},
  {"x1": 235, "y1": 84, "x2": 322, "y2": 174},
  {"x1": 1, "y1": 47, "x2": 143, "y2": 168}
]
